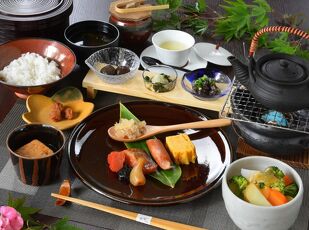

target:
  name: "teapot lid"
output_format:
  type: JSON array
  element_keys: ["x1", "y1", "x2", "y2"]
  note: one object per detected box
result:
[{"x1": 257, "y1": 54, "x2": 308, "y2": 84}]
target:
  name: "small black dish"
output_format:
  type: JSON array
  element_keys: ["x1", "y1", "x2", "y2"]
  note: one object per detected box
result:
[
  {"x1": 6, "y1": 124, "x2": 65, "y2": 186},
  {"x1": 64, "y1": 20, "x2": 119, "y2": 66}
]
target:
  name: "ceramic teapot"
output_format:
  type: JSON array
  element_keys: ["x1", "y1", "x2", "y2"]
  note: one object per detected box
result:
[{"x1": 228, "y1": 26, "x2": 309, "y2": 112}]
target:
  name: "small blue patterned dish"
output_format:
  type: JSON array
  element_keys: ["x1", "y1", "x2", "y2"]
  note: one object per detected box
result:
[
  {"x1": 181, "y1": 68, "x2": 232, "y2": 100},
  {"x1": 85, "y1": 47, "x2": 140, "y2": 84}
]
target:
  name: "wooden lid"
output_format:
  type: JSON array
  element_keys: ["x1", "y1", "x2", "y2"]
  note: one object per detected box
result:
[{"x1": 109, "y1": 0, "x2": 151, "y2": 21}]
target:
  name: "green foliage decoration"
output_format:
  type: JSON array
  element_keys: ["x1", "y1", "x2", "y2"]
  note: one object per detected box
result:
[
  {"x1": 8, "y1": 194, "x2": 82, "y2": 230},
  {"x1": 153, "y1": 0, "x2": 309, "y2": 59}
]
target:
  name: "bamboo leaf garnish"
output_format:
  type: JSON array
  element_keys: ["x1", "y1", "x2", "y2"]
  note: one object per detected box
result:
[{"x1": 119, "y1": 103, "x2": 181, "y2": 188}]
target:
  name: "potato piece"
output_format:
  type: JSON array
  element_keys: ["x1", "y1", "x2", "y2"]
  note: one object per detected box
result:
[
  {"x1": 249, "y1": 172, "x2": 279, "y2": 186},
  {"x1": 243, "y1": 183, "x2": 272, "y2": 206}
]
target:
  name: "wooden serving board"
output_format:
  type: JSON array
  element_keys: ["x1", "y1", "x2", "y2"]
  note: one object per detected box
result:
[
  {"x1": 82, "y1": 70, "x2": 228, "y2": 112},
  {"x1": 237, "y1": 138, "x2": 309, "y2": 169}
]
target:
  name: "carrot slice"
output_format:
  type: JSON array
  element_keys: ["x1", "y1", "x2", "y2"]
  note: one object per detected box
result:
[
  {"x1": 261, "y1": 186, "x2": 271, "y2": 200},
  {"x1": 107, "y1": 151, "x2": 126, "y2": 172},
  {"x1": 268, "y1": 189, "x2": 288, "y2": 206},
  {"x1": 283, "y1": 175, "x2": 293, "y2": 186},
  {"x1": 55, "y1": 179, "x2": 71, "y2": 206}
]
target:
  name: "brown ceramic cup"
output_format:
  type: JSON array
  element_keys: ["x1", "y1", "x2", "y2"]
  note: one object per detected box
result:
[{"x1": 6, "y1": 124, "x2": 65, "y2": 186}]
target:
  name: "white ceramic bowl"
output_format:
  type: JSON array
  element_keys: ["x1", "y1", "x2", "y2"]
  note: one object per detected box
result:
[
  {"x1": 222, "y1": 156, "x2": 303, "y2": 230},
  {"x1": 152, "y1": 30, "x2": 195, "y2": 67}
]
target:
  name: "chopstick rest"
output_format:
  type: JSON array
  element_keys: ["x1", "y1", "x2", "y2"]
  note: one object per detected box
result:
[{"x1": 51, "y1": 193, "x2": 207, "y2": 230}]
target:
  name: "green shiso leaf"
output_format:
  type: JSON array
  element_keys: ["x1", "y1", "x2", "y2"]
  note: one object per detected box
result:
[{"x1": 119, "y1": 102, "x2": 181, "y2": 188}]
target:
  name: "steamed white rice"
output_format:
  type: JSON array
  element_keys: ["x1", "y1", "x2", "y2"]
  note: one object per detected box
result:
[{"x1": 0, "y1": 52, "x2": 61, "y2": 86}]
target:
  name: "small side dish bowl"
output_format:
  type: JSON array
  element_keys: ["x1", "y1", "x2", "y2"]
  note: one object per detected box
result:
[
  {"x1": 142, "y1": 65, "x2": 177, "y2": 93},
  {"x1": 222, "y1": 156, "x2": 303, "y2": 230},
  {"x1": 64, "y1": 20, "x2": 119, "y2": 65},
  {"x1": 0, "y1": 38, "x2": 76, "y2": 98},
  {"x1": 6, "y1": 124, "x2": 65, "y2": 186},
  {"x1": 181, "y1": 68, "x2": 232, "y2": 100},
  {"x1": 22, "y1": 87, "x2": 94, "y2": 130},
  {"x1": 152, "y1": 30, "x2": 195, "y2": 67},
  {"x1": 85, "y1": 47, "x2": 140, "y2": 84}
]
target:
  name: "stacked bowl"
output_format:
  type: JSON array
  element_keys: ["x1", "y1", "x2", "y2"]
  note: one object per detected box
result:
[{"x1": 0, "y1": 0, "x2": 73, "y2": 43}]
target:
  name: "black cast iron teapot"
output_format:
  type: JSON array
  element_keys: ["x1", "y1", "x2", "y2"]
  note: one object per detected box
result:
[{"x1": 228, "y1": 26, "x2": 309, "y2": 112}]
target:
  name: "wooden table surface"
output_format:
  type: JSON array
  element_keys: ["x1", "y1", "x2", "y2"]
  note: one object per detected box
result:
[{"x1": 0, "y1": 0, "x2": 309, "y2": 229}]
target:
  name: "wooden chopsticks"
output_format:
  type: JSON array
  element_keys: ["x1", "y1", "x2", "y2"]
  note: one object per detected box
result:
[
  {"x1": 115, "y1": 0, "x2": 169, "y2": 14},
  {"x1": 51, "y1": 193, "x2": 207, "y2": 230}
]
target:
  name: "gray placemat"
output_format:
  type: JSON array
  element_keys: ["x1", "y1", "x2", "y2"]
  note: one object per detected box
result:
[{"x1": 0, "y1": 97, "x2": 308, "y2": 230}]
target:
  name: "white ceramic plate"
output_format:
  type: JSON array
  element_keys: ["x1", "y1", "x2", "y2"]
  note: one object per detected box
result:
[
  {"x1": 140, "y1": 45, "x2": 208, "y2": 77},
  {"x1": 193, "y1": 43, "x2": 233, "y2": 66}
]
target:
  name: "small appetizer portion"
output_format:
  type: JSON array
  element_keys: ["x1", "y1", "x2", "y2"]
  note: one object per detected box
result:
[
  {"x1": 107, "y1": 151, "x2": 126, "y2": 173},
  {"x1": 130, "y1": 158, "x2": 146, "y2": 186},
  {"x1": 100, "y1": 64, "x2": 130, "y2": 75},
  {"x1": 107, "y1": 148, "x2": 158, "y2": 187},
  {"x1": 146, "y1": 139, "x2": 172, "y2": 170},
  {"x1": 16, "y1": 139, "x2": 53, "y2": 158},
  {"x1": 49, "y1": 101, "x2": 74, "y2": 122},
  {"x1": 143, "y1": 73, "x2": 176, "y2": 93},
  {"x1": 55, "y1": 179, "x2": 71, "y2": 206},
  {"x1": 166, "y1": 134, "x2": 196, "y2": 165},
  {"x1": 106, "y1": 133, "x2": 199, "y2": 187},
  {"x1": 114, "y1": 118, "x2": 146, "y2": 139},
  {"x1": 228, "y1": 166, "x2": 299, "y2": 206},
  {"x1": 122, "y1": 148, "x2": 158, "y2": 174},
  {"x1": 192, "y1": 75, "x2": 221, "y2": 96}
]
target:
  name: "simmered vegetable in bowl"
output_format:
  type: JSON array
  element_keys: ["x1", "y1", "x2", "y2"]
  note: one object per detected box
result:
[
  {"x1": 222, "y1": 156, "x2": 303, "y2": 230},
  {"x1": 181, "y1": 67, "x2": 232, "y2": 100},
  {"x1": 142, "y1": 65, "x2": 177, "y2": 93},
  {"x1": 228, "y1": 166, "x2": 299, "y2": 206}
]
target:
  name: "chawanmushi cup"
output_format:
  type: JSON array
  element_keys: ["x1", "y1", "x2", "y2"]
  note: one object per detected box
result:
[{"x1": 6, "y1": 124, "x2": 65, "y2": 186}]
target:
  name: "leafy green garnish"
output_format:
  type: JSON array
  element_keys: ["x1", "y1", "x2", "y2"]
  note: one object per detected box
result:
[
  {"x1": 266, "y1": 33, "x2": 309, "y2": 59},
  {"x1": 153, "y1": 0, "x2": 309, "y2": 59},
  {"x1": 8, "y1": 195, "x2": 82, "y2": 230},
  {"x1": 8, "y1": 194, "x2": 40, "y2": 223},
  {"x1": 192, "y1": 75, "x2": 221, "y2": 96},
  {"x1": 215, "y1": 0, "x2": 271, "y2": 41},
  {"x1": 258, "y1": 182, "x2": 265, "y2": 189},
  {"x1": 119, "y1": 103, "x2": 181, "y2": 188}
]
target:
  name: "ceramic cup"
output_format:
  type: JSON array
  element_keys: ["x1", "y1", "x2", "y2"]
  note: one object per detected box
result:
[
  {"x1": 152, "y1": 30, "x2": 195, "y2": 67},
  {"x1": 222, "y1": 156, "x2": 303, "y2": 230},
  {"x1": 6, "y1": 124, "x2": 65, "y2": 186}
]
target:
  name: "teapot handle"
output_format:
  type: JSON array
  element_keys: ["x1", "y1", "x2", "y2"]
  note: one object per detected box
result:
[{"x1": 249, "y1": 26, "x2": 309, "y2": 57}]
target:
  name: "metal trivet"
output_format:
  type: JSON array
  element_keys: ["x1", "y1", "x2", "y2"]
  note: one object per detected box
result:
[{"x1": 220, "y1": 80, "x2": 309, "y2": 135}]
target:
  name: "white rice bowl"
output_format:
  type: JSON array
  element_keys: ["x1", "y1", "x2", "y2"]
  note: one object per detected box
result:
[{"x1": 0, "y1": 52, "x2": 61, "y2": 86}]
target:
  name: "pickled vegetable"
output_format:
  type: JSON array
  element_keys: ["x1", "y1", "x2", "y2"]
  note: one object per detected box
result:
[
  {"x1": 55, "y1": 179, "x2": 71, "y2": 206},
  {"x1": 130, "y1": 158, "x2": 146, "y2": 186},
  {"x1": 144, "y1": 73, "x2": 176, "y2": 92},
  {"x1": 192, "y1": 75, "x2": 221, "y2": 96}
]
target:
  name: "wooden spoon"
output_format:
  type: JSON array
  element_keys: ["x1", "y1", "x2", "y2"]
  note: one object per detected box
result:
[{"x1": 108, "y1": 118, "x2": 231, "y2": 142}]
